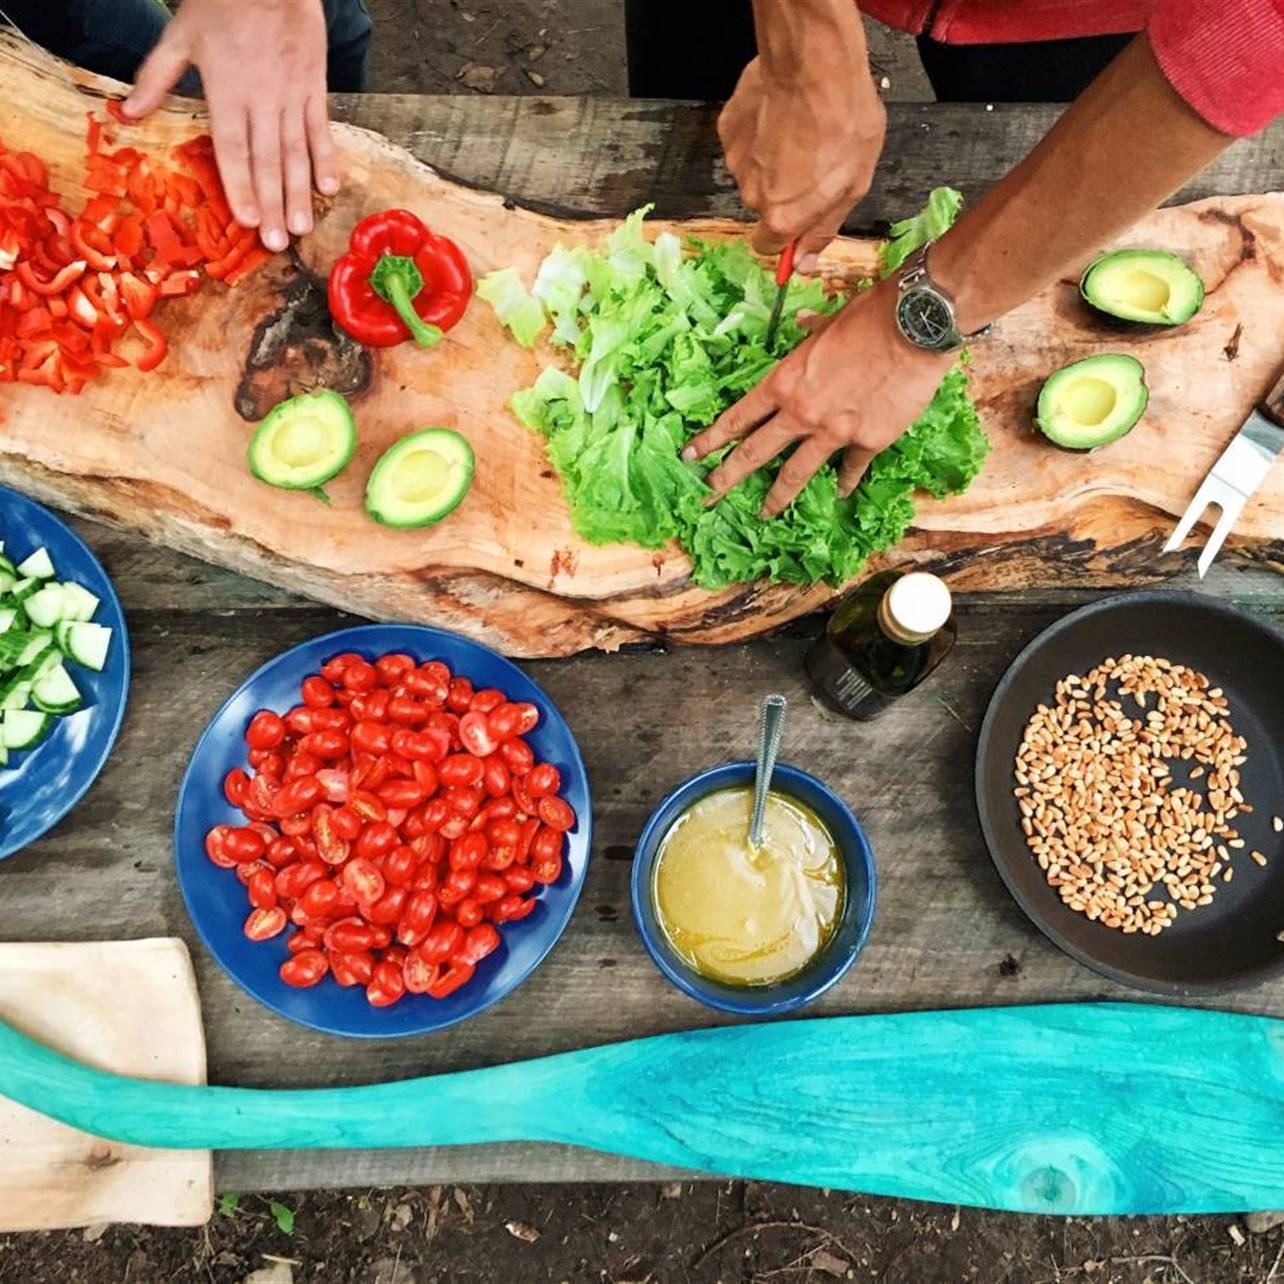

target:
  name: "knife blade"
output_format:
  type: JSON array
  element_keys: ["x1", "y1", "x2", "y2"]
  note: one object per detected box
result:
[{"x1": 763, "y1": 239, "x2": 798, "y2": 350}]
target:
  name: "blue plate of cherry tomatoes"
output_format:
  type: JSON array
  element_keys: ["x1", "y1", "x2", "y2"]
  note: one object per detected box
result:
[
  {"x1": 0, "y1": 485, "x2": 130, "y2": 862},
  {"x1": 174, "y1": 623, "x2": 592, "y2": 1038}
]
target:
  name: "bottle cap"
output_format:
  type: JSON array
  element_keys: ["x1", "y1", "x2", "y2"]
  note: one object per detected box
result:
[{"x1": 881, "y1": 572, "x2": 952, "y2": 644}]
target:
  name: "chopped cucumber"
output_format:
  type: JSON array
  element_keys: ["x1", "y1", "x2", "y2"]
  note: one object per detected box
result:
[
  {"x1": 31, "y1": 665, "x2": 81, "y2": 715},
  {"x1": 15, "y1": 547, "x2": 55, "y2": 579},
  {"x1": 63, "y1": 622, "x2": 112, "y2": 672},
  {"x1": 2, "y1": 708, "x2": 52, "y2": 749},
  {"x1": 0, "y1": 522, "x2": 114, "y2": 766},
  {"x1": 23, "y1": 584, "x2": 64, "y2": 629}
]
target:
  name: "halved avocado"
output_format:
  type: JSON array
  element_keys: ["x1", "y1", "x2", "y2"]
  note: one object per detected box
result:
[
  {"x1": 366, "y1": 428, "x2": 475, "y2": 528},
  {"x1": 1036, "y1": 353, "x2": 1148, "y2": 450},
  {"x1": 1080, "y1": 250, "x2": 1204, "y2": 326},
  {"x1": 248, "y1": 390, "x2": 357, "y2": 491}
]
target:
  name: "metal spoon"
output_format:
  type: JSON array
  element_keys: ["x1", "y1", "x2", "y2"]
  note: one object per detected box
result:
[{"x1": 748, "y1": 694, "x2": 788, "y2": 848}]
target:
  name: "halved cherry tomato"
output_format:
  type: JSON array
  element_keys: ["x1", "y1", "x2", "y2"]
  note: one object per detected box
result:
[
  {"x1": 312, "y1": 805, "x2": 349, "y2": 865},
  {"x1": 367, "y1": 885, "x2": 409, "y2": 926},
  {"x1": 383, "y1": 844, "x2": 419, "y2": 888},
  {"x1": 446, "y1": 677, "x2": 473, "y2": 712},
  {"x1": 342, "y1": 855, "x2": 386, "y2": 905},
  {"x1": 247, "y1": 867, "x2": 278, "y2": 909},
  {"x1": 419, "y1": 919, "x2": 464, "y2": 964},
  {"x1": 511, "y1": 703, "x2": 540, "y2": 735},
  {"x1": 501, "y1": 738, "x2": 535, "y2": 774},
  {"x1": 245, "y1": 906, "x2": 286, "y2": 941},
  {"x1": 504, "y1": 865, "x2": 536, "y2": 894},
  {"x1": 402, "y1": 951, "x2": 439, "y2": 994},
  {"x1": 537, "y1": 796, "x2": 576, "y2": 832},
  {"x1": 330, "y1": 950, "x2": 375, "y2": 987},
  {"x1": 459, "y1": 711, "x2": 498, "y2": 758},
  {"x1": 438, "y1": 754, "x2": 483, "y2": 788},
  {"x1": 366, "y1": 959, "x2": 406, "y2": 1007},
  {"x1": 456, "y1": 923, "x2": 501, "y2": 965},
  {"x1": 283, "y1": 751, "x2": 322, "y2": 782},
  {"x1": 287, "y1": 926, "x2": 324, "y2": 955},
  {"x1": 205, "y1": 824, "x2": 238, "y2": 868},
  {"x1": 273, "y1": 775, "x2": 324, "y2": 818},
  {"x1": 223, "y1": 767, "x2": 250, "y2": 807},
  {"x1": 470, "y1": 689, "x2": 506, "y2": 715},
  {"x1": 486, "y1": 703, "x2": 522, "y2": 741},
  {"x1": 342, "y1": 660, "x2": 377, "y2": 693},
  {"x1": 376, "y1": 653, "x2": 415, "y2": 685},
  {"x1": 526, "y1": 763, "x2": 561, "y2": 799},
  {"x1": 426, "y1": 960, "x2": 474, "y2": 999},
  {"x1": 482, "y1": 756, "x2": 511, "y2": 799},
  {"x1": 324, "y1": 917, "x2": 377, "y2": 953}
]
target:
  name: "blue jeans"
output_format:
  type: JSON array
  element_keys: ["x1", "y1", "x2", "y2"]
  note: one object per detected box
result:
[{"x1": 3, "y1": 0, "x2": 372, "y2": 93}]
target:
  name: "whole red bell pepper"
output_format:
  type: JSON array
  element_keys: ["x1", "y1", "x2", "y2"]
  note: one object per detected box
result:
[{"x1": 327, "y1": 209, "x2": 471, "y2": 349}]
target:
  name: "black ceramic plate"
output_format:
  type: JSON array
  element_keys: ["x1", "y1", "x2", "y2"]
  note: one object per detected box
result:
[{"x1": 976, "y1": 591, "x2": 1284, "y2": 995}]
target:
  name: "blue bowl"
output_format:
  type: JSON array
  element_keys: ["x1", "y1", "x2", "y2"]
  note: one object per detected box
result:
[
  {"x1": 0, "y1": 485, "x2": 130, "y2": 862},
  {"x1": 175, "y1": 623, "x2": 591, "y2": 1038},
  {"x1": 631, "y1": 761, "x2": 876, "y2": 1015}
]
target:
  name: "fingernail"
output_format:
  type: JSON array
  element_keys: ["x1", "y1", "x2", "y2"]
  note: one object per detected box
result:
[
  {"x1": 681, "y1": 447, "x2": 697, "y2": 461},
  {"x1": 120, "y1": 97, "x2": 138, "y2": 117},
  {"x1": 318, "y1": 176, "x2": 340, "y2": 196},
  {"x1": 263, "y1": 227, "x2": 288, "y2": 252},
  {"x1": 289, "y1": 211, "x2": 312, "y2": 236}
]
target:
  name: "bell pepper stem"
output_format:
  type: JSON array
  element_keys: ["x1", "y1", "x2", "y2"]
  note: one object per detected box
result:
[{"x1": 370, "y1": 253, "x2": 443, "y2": 349}]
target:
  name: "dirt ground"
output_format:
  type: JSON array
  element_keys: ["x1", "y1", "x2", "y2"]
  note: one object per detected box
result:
[{"x1": 3, "y1": 4, "x2": 1282, "y2": 1283}]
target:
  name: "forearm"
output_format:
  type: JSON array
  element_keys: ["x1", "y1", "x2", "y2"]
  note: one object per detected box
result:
[
  {"x1": 750, "y1": 0, "x2": 868, "y2": 83},
  {"x1": 932, "y1": 34, "x2": 1231, "y2": 332}
]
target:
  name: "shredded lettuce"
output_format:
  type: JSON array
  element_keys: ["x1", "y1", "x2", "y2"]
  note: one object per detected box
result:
[{"x1": 482, "y1": 190, "x2": 987, "y2": 589}]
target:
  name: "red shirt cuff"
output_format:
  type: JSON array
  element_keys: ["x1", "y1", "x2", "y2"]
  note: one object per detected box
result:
[{"x1": 1149, "y1": 0, "x2": 1284, "y2": 136}]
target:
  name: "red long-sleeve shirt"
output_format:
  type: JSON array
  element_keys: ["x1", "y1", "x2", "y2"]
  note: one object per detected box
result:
[{"x1": 861, "y1": 0, "x2": 1284, "y2": 135}]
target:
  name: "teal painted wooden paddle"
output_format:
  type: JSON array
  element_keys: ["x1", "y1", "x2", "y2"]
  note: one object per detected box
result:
[{"x1": 3, "y1": 1002, "x2": 1283, "y2": 1215}]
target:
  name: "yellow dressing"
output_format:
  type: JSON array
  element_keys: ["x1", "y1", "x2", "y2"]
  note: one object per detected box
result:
[{"x1": 652, "y1": 787, "x2": 845, "y2": 987}]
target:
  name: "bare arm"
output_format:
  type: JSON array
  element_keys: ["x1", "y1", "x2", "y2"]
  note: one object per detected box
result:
[
  {"x1": 691, "y1": 34, "x2": 1236, "y2": 517},
  {"x1": 718, "y1": 0, "x2": 884, "y2": 262}
]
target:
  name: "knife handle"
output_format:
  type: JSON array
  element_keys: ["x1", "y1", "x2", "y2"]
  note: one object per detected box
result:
[
  {"x1": 1260, "y1": 364, "x2": 1284, "y2": 429},
  {"x1": 776, "y1": 240, "x2": 798, "y2": 287}
]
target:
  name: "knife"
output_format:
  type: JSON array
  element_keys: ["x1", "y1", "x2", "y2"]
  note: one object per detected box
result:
[
  {"x1": 1163, "y1": 363, "x2": 1284, "y2": 576},
  {"x1": 763, "y1": 239, "x2": 798, "y2": 350}
]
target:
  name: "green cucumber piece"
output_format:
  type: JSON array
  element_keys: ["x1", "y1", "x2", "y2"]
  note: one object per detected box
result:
[
  {"x1": 16, "y1": 631, "x2": 54, "y2": 668},
  {"x1": 31, "y1": 664, "x2": 82, "y2": 715},
  {"x1": 63, "y1": 622, "x2": 112, "y2": 672},
  {"x1": 15, "y1": 547, "x2": 55, "y2": 579},
  {"x1": 23, "y1": 584, "x2": 65, "y2": 630},
  {"x1": 58, "y1": 582, "x2": 100, "y2": 623},
  {"x1": 2, "y1": 708, "x2": 52, "y2": 750}
]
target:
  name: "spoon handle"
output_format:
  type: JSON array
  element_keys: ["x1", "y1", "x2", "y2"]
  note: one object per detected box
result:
[{"x1": 749, "y1": 694, "x2": 788, "y2": 847}]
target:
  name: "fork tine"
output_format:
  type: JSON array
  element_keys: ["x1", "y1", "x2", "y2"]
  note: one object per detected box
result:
[
  {"x1": 1196, "y1": 496, "x2": 1246, "y2": 578},
  {"x1": 1162, "y1": 477, "x2": 1221, "y2": 553}
]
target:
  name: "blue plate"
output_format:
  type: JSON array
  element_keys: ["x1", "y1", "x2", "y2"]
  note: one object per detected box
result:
[
  {"x1": 0, "y1": 486, "x2": 130, "y2": 861},
  {"x1": 175, "y1": 623, "x2": 592, "y2": 1038}
]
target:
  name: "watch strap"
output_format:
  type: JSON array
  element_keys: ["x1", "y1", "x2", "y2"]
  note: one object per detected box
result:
[{"x1": 896, "y1": 246, "x2": 992, "y2": 349}]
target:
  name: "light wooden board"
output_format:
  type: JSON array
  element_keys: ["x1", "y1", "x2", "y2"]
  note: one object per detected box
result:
[
  {"x1": 0, "y1": 35, "x2": 1281, "y2": 658},
  {"x1": 0, "y1": 939, "x2": 211, "y2": 1227}
]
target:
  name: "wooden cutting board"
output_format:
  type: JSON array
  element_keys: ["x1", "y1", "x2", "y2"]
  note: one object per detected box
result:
[
  {"x1": 0, "y1": 939, "x2": 211, "y2": 1229},
  {"x1": 0, "y1": 35, "x2": 1281, "y2": 658}
]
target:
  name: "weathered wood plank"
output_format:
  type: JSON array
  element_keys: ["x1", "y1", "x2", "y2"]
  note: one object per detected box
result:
[
  {"x1": 3, "y1": 529, "x2": 1281, "y2": 1189},
  {"x1": 330, "y1": 96, "x2": 1284, "y2": 226}
]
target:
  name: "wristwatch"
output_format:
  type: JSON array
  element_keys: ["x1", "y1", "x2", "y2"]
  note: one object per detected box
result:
[{"x1": 894, "y1": 246, "x2": 992, "y2": 352}]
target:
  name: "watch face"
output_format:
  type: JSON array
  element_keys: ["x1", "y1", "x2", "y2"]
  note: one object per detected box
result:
[{"x1": 896, "y1": 286, "x2": 955, "y2": 351}]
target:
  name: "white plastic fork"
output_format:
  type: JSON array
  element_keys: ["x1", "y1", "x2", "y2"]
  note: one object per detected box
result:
[{"x1": 1163, "y1": 368, "x2": 1284, "y2": 578}]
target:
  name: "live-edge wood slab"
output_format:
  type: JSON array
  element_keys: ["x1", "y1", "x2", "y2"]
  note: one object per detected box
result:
[{"x1": 0, "y1": 34, "x2": 1281, "y2": 657}]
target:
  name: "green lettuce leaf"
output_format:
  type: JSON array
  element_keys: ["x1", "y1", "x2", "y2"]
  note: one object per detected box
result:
[
  {"x1": 880, "y1": 186, "x2": 964, "y2": 275},
  {"x1": 481, "y1": 198, "x2": 988, "y2": 588},
  {"x1": 476, "y1": 268, "x2": 547, "y2": 348}
]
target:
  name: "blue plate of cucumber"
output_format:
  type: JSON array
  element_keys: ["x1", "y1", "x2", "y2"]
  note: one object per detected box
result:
[{"x1": 0, "y1": 486, "x2": 129, "y2": 861}]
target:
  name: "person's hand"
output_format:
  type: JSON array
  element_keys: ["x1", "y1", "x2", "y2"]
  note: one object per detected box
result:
[
  {"x1": 718, "y1": 54, "x2": 886, "y2": 267},
  {"x1": 683, "y1": 278, "x2": 953, "y2": 516},
  {"x1": 122, "y1": 0, "x2": 339, "y2": 251}
]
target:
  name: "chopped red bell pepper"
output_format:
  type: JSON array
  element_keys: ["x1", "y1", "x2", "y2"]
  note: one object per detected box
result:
[
  {"x1": 15, "y1": 260, "x2": 87, "y2": 296},
  {"x1": 129, "y1": 316, "x2": 168, "y2": 372},
  {"x1": 326, "y1": 209, "x2": 472, "y2": 349}
]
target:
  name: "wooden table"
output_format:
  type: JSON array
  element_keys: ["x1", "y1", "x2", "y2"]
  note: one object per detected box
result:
[{"x1": 3, "y1": 96, "x2": 1283, "y2": 1195}]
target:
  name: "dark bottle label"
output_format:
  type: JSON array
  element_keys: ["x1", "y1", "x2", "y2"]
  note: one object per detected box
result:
[{"x1": 804, "y1": 635, "x2": 899, "y2": 721}]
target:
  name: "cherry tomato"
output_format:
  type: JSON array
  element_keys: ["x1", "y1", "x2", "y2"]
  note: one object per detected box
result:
[
  {"x1": 511, "y1": 774, "x2": 536, "y2": 817},
  {"x1": 312, "y1": 805, "x2": 349, "y2": 866},
  {"x1": 446, "y1": 677, "x2": 473, "y2": 713},
  {"x1": 266, "y1": 836, "x2": 298, "y2": 868},
  {"x1": 355, "y1": 820, "x2": 398, "y2": 862},
  {"x1": 245, "y1": 907, "x2": 286, "y2": 941},
  {"x1": 504, "y1": 865, "x2": 536, "y2": 894},
  {"x1": 331, "y1": 804, "x2": 362, "y2": 840},
  {"x1": 378, "y1": 778, "x2": 427, "y2": 809},
  {"x1": 300, "y1": 878, "x2": 341, "y2": 919},
  {"x1": 366, "y1": 959, "x2": 406, "y2": 1007},
  {"x1": 376, "y1": 653, "x2": 416, "y2": 685},
  {"x1": 388, "y1": 695, "x2": 427, "y2": 725},
  {"x1": 223, "y1": 767, "x2": 251, "y2": 807},
  {"x1": 273, "y1": 775, "x2": 324, "y2": 818},
  {"x1": 300, "y1": 730, "x2": 349, "y2": 761},
  {"x1": 411, "y1": 760, "x2": 439, "y2": 794},
  {"x1": 447, "y1": 785, "x2": 484, "y2": 820},
  {"x1": 512, "y1": 703, "x2": 540, "y2": 735},
  {"x1": 455, "y1": 898, "x2": 484, "y2": 929},
  {"x1": 247, "y1": 749, "x2": 285, "y2": 781},
  {"x1": 411, "y1": 833, "x2": 445, "y2": 865},
  {"x1": 383, "y1": 844, "x2": 418, "y2": 888},
  {"x1": 205, "y1": 825, "x2": 236, "y2": 868},
  {"x1": 470, "y1": 689, "x2": 506, "y2": 715},
  {"x1": 301, "y1": 675, "x2": 336, "y2": 708},
  {"x1": 280, "y1": 811, "x2": 312, "y2": 838},
  {"x1": 437, "y1": 867, "x2": 476, "y2": 906},
  {"x1": 426, "y1": 960, "x2": 475, "y2": 999},
  {"x1": 482, "y1": 756, "x2": 511, "y2": 799},
  {"x1": 404, "y1": 669, "x2": 448, "y2": 704},
  {"x1": 280, "y1": 949, "x2": 329, "y2": 988},
  {"x1": 501, "y1": 738, "x2": 535, "y2": 774},
  {"x1": 342, "y1": 660, "x2": 377, "y2": 693},
  {"x1": 418, "y1": 797, "x2": 451, "y2": 832},
  {"x1": 473, "y1": 872, "x2": 507, "y2": 903},
  {"x1": 456, "y1": 923, "x2": 501, "y2": 965},
  {"x1": 439, "y1": 814, "x2": 470, "y2": 840},
  {"x1": 276, "y1": 858, "x2": 327, "y2": 900},
  {"x1": 343, "y1": 855, "x2": 386, "y2": 905},
  {"x1": 247, "y1": 868, "x2": 278, "y2": 909},
  {"x1": 526, "y1": 763, "x2": 561, "y2": 799},
  {"x1": 515, "y1": 817, "x2": 540, "y2": 864},
  {"x1": 246, "y1": 710, "x2": 286, "y2": 750},
  {"x1": 311, "y1": 706, "x2": 352, "y2": 733},
  {"x1": 348, "y1": 790, "x2": 387, "y2": 824},
  {"x1": 449, "y1": 832, "x2": 488, "y2": 872},
  {"x1": 315, "y1": 767, "x2": 351, "y2": 803},
  {"x1": 350, "y1": 689, "x2": 390, "y2": 723},
  {"x1": 402, "y1": 952, "x2": 440, "y2": 994},
  {"x1": 287, "y1": 926, "x2": 324, "y2": 955},
  {"x1": 283, "y1": 751, "x2": 322, "y2": 782},
  {"x1": 486, "y1": 702, "x2": 522, "y2": 741},
  {"x1": 438, "y1": 754, "x2": 483, "y2": 788},
  {"x1": 367, "y1": 885, "x2": 409, "y2": 926},
  {"x1": 324, "y1": 917, "x2": 377, "y2": 953},
  {"x1": 246, "y1": 773, "x2": 279, "y2": 817},
  {"x1": 322, "y1": 652, "x2": 363, "y2": 683},
  {"x1": 396, "y1": 890, "x2": 438, "y2": 946},
  {"x1": 351, "y1": 720, "x2": 391, "y2": 755},
  {"x1": 419, "y1": 920, "x2": 464, "y2": 964},
  {"x1": 224, "y1": 826, "x2": 267, "y2": 864},
  {"x1": 537, "y1": 796, "x2": 576, "y2": 832},
  {"x1": 459, "y1": 711, "x2": 498, "y2": 758},
  {"x1": 330, "y1": 950, "x2": 375, "y2": 987},
  {"x1": 284, "y1": 706, "x2": 315, "y2": 736}
]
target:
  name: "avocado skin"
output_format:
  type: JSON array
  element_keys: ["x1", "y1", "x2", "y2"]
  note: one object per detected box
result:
[
  {"x1": 247, "y1": 390, "x2": 357, "y2": 490},
  {"x1": 1036, "y1": 353, "x2": 1148, "y2": 451},
  {"x1": 365, "y1": 428, "x2": 475, "y2": 529},
  {"x1": 1079, "y1": 250, "x2": 1204, "y2": 326}
]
